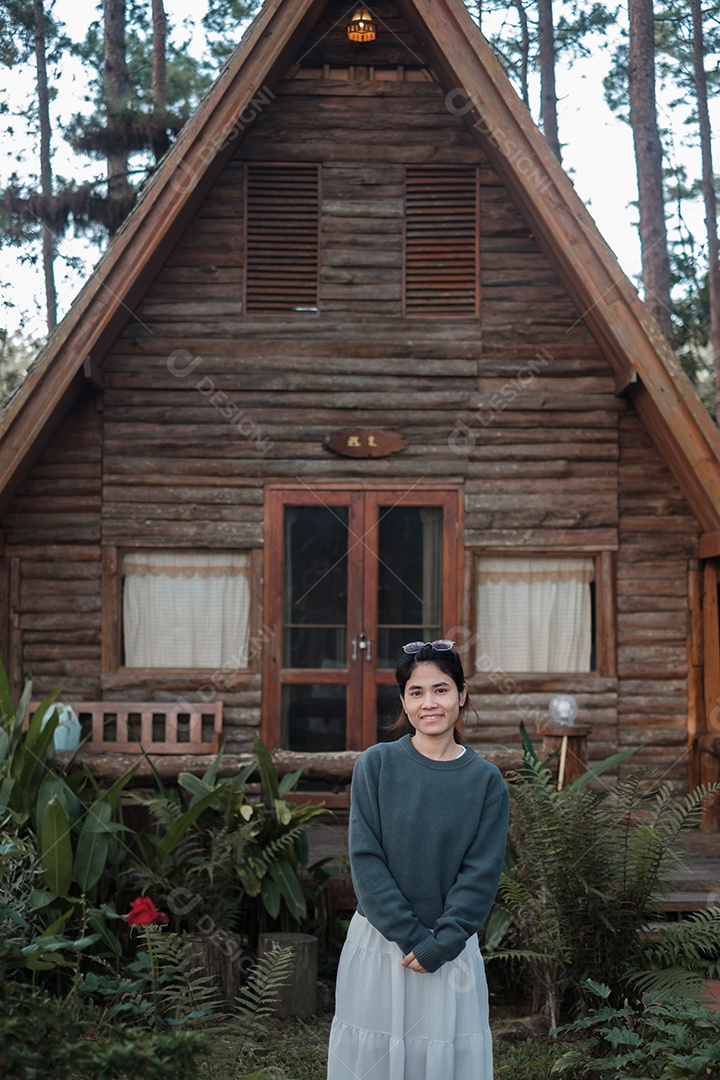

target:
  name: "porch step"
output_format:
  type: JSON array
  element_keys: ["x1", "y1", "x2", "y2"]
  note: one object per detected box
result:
[
  {"x1": 659, "y1": 890, "x2": 720, "y2": 912},
  {"x1": 657, "y1": 831, "x2": 720, "y2": 912}
]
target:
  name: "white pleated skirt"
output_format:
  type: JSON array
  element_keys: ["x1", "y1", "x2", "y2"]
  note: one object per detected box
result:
[{"x1": 327, "y1": 912, "x2": 493, "y2": 1080}]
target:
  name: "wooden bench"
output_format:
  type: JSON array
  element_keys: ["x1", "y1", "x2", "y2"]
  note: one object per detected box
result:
[{"x1": 28, "y1": 700, "x2": 223, "y2": 755}]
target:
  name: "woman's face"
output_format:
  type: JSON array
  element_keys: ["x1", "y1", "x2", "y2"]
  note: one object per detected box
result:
[{"x1": 400, "y1": 661, "x2": 467, "y2": 739}]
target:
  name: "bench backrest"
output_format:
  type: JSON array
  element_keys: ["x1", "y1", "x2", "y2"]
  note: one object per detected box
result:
[{"x1": 27, "y1": 700, "x2": 223, "y2": 755}]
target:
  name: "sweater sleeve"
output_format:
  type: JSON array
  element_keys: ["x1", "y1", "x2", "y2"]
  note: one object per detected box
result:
[
  {"x1": 411, "y1": 769, "x2": 510, "y2": 974},
  {"x1": 348, "y1": 751, "x2": 434, "y2": 957}
]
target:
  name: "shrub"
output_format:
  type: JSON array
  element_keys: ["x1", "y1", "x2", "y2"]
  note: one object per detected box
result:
[
  {"x1": 0, "y1": 979, "x2": 206, "y2": 1080},
  {"x1": 133, "y1": 735, "x2": 330, "y2": 946},
  {"x1": 488, "y1": 735, "x2": 720, "y2": 1026},
  {"x1": 552, "y1": 980, "x2": 720, "y2": 1078}
]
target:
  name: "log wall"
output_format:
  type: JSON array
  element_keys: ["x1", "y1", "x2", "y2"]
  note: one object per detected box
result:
[
  {"x1": 2, "y1": 392, "x2": 103, "y2": 699},
  {"x1": 0, "y1": 0, "x2": 700, "y2": 781},
  {"x1": 617, "y1": 414, "x2": 696, "y2": 787}
]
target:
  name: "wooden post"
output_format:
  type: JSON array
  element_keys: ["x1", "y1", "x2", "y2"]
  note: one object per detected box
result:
[
  {"x1": 701, "y1": 559, "x2": 720, "y2": 831},
  {"x1": 688, "y1": 562, "x2": 705, "y2": 795},
  {"x1": 184, "y1": 929, "x2": 245, "y2": 1005},
  {"x1": 258, "y1": 931, "x2": 318, "y2": 1020},
  {"x1": 535, "y1": 722, "x2": 592, "y2": 788}
]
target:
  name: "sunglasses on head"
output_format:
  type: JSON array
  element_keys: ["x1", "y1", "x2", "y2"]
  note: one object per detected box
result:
[{"x1": 402, "y1": 640, "x2": 456, "y2": 654}]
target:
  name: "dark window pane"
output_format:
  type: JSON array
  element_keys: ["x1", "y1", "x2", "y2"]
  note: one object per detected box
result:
[
  {"x1": 284, "y1": 506, "x2": 348, "y2": 668},
  {"x1": 281, "y1": 684, "x2": 346, "y2": 752},
  {"x1": 376, "y1": 506, "x2": 443, "y2": 667}
]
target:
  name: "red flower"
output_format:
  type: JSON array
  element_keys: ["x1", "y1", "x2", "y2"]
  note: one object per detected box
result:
[{"x1": 127, "y1": 896, "x2": 170, "y2": 926}]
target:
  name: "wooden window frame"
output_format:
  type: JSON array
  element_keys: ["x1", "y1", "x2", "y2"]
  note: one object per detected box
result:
[
  {"x1": 101, "y1": 546, "x2": 263, "y2": 692},
  {"x1": 403, "y1": 164, "x2": 481, "y2": 318},
  {"x1": 467, "y1": 549, "x2": 617, "y2": 689},
  {"x1": 243, "y1": 162, "x2": 321, "y2": 316}
]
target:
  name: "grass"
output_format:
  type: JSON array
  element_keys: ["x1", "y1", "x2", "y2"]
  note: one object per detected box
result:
[
  {"x1": 184, "y1": 991, "x2": 582, "y2": 1080},
  {"x1": 495, "y1": 1037, "x2": 581, "y2": 1078},
  {"x1": 200, "y1": 1014, "x2": 332, "y2": 1078}
]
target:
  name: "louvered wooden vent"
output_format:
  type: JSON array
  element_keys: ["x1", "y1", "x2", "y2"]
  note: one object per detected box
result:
[
  {"x1": 245, "y1": 164, "x2": 320, "y2": 313},
  {"x1": 405, "y1": 166, "x2": 480, "y2": 316}
]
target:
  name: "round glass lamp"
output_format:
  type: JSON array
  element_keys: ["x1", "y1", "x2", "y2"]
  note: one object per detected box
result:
[{"x1": 547, "y1": 693, "x2": 578, "y2": 726}]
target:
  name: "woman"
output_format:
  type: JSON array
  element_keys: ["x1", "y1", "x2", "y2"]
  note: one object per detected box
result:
[{"x1": 327, "y1": 640, "x2": 510, "y2": 1080}]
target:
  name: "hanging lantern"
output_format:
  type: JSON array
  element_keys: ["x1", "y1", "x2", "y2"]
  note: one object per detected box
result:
[{"x1": 347, "y1": 7, "x2": 377, "y2": 43}]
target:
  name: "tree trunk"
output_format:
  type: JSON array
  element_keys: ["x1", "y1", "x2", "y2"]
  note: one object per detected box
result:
[
  {"x1": 104, "y1": 0, "x2": 132, "y2": 224},
  {"x1": 690, "y1": 0, "x2": 720, "y2": 418},
  {"x1": 627, "y1": 0, "x2": 674, "y2": 343},
  {"x1": 537, "y1": 0, "x2": 561, "y2": 160},
  {"x1": 151, "y1": 0, "x2": 169, "y2": 163},
  {"x1": 33, "y1": 0, "x2": 56, "y2": 331},
  {"x1": 513, "y1": 0, "x2": 530, "y2": 107}
]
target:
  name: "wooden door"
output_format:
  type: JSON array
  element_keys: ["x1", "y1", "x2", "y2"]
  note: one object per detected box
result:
[{"x1": 263, "y1": 487, "x2": 460, "y2": 754}]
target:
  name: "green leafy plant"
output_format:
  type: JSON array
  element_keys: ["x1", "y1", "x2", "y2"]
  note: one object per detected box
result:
[
  {"x1": 629, "y1": 907, "x2": 720, "y2": 1001},
  {"x1": 231, "y1": 944, "x2": 297, "y2": 1072},
  {"x1": 0, "y1": 655, "x2": 63, "y2": 825},
  {"x1": 488, "y1": 728, "x2": 720, "y2": 1026},
  {"x1": 0, "y1": 661, "x2": 142, "y2": 973},
  {"x1": 135, "y1": 736, "x2": 328, "y2": 944},
  {"x1": 552, "y1": 980, "x2": 720, "y2": 1078},
  {"x1": 0, "y1": 977, "x2": 206, "y2": 1080}
]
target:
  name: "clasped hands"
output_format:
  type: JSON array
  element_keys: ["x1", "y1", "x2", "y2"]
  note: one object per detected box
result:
[{"x1": 401, "y1": 951, "x2": 428, "y2": 973}]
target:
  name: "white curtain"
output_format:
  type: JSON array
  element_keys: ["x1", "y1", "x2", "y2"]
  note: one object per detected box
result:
[
  {"x1": 420, "y1": 508, "x2": 442, "y2": 634},
  {"x1": 123, "y1": 552, "x2": 251, "y2": 669},
  {"x1": 476, "y1": 556, "x2": 594, "y2": 673}
]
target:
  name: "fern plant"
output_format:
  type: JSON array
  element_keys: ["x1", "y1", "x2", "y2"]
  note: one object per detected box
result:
[
  {"x1": 489, "y1": 742, "x2": 720, "y2": 1026},
  {"x1": 552, "y1": 980, "x2": 720, "y2": 1078},
  {"x1": 629, "y1": 907, "x2": 720, "y2": 1001},
  {"x1": 231, "y1": 944, "x2": 297, "y2": 1071}
]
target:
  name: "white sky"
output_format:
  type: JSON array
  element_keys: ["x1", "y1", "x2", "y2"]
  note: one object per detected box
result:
[{"x1": 0, "y1": 1, "x2": 716, "y2": 344}]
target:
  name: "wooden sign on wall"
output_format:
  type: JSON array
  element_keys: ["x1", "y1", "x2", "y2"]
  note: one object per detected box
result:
[{"x1": 324, "y1": 429, "x2": 407, "y2": 459}]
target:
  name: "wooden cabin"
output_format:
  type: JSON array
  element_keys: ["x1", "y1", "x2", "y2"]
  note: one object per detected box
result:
[{"x1": 3, "y1": 0, "x2": 720, "y2": 826}]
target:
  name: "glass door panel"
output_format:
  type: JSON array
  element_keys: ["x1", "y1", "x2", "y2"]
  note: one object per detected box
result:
[
  {"x1": 281, "y1": 684, "x2": 346, "y2": 752},
  {"x1": 376, "y1": 506, "x2": 443, "y2": 667},
  {"x1": 283, "y1": 505, "x2": 348, "y2": 669}
]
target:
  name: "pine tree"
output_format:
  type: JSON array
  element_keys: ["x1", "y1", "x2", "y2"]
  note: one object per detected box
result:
[
  {"x1": 688, "y1": 0, "x2": 720, "y2": 416},
  {"x1": 33, "y1": 0, "x2": 55, "y2": 329},
  {"x1": 627, "y1": 0, "x2": 674, "y2": 342},
  {"x1": 202, "y1": 0, "x2": 260, "y2": 67},
  {"x1": 538, "y1": 0, "x2": 561, "y2": 160},
  {"x1": 0, "y1": 0, "x2": 65, "y2": 331},
  {"x1": 468, "y1": 0, "x2": 613, "y2": 154},
  {"x1": 651, "y1": 0, "x2": 720, "y2": 408},
  {"x1": 0, "y1": 326, "x2": 42, "y2": 406},
  {"x1": 67, "y1": 0, "x2": 210, "y2": 235}
]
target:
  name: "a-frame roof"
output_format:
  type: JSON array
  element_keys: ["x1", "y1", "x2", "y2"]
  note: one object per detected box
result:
[{"x1": 2, "y1": 0, "x2": 720, "y2": 551}]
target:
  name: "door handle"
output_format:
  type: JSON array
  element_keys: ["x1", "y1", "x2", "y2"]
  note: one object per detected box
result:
[{"x1": 358, "y1": 632, "x2": 373, "y2": 661}]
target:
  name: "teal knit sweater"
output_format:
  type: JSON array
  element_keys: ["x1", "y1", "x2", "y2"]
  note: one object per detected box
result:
[{"x1": 348, "y1": 733, "x2": 510, "y2": 974}]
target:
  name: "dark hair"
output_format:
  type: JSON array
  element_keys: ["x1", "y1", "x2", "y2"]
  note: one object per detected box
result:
[{"x1": 387, "y1": 644, "x2": 470, "y2": 744}]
